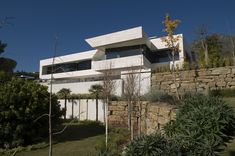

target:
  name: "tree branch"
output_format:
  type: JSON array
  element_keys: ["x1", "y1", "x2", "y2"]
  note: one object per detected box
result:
[
  {"x1": 33, "y1": 114, "x2": 49, "y2": 123},
  {"x1": 52, "y1": 112, "x2": 85, "y2": 135}
]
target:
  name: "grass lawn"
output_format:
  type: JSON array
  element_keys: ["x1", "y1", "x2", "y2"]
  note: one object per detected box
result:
[
  {"x1": 12, "y1": 121, "x2": 128, "y2": 156},
  {"x1": 220, "y1": 97, "x2": 235, "y2": 156},
  {"x1": 16, "y1": 135, "x2": 104, "y2": 156}
]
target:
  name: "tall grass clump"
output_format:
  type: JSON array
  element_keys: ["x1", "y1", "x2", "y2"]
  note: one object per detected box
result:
[
  {"x1": 122, "y1": 133, "x2": 181, "y2": 156},
  {"x1": 164, "y1": 95, "x2": 235, "y2": 155},
  {"x1": 143, "y1": 87, "x2": 176, "y2": 104}
]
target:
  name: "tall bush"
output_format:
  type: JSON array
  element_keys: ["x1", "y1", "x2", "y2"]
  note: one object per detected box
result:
[
  {"x1": 164, "y1": 95, "x2": 235, "y2": 155},
  {"x1": 0, "y1": 78, "x2": 62, "y2": 148},
  {"x1": 122, "y1": 133, "x2": 181, "y2": 156},
  {"x1": 143, "y1": 87, "x2": 176, "y2": 104}
]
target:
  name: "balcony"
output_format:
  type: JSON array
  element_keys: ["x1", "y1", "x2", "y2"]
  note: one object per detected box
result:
[
  {"x1": 92, "y1": 55, "x2": 151, "y2": 71},
  {"x1": 40, "y1": 69, "x2": 102, "y2": 80}
]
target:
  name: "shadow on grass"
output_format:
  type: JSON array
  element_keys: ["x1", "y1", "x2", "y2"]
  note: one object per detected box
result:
[
  {"x1": 229, "y1": 151, "x2": 235, "y2": 156},
  {"x1": 52, "y1": 121, "x2": 105, "y2": 143}
]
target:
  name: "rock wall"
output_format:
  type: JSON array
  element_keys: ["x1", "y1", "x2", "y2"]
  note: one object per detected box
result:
[
  {"x1": 151, "y1": 66, "x2": 235, "y2": 95},
  {"x1": 108, "y1": 101, "x2": 176, "y2": 135}
]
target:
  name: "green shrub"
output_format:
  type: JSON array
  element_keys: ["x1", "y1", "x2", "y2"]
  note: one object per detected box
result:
[
  {"x1": 96, "y1": 128, "x2": 129, "y2": 156},
  {"x1": 183, "y1": 61, "x2": 190, "y2": 71},
  {"x1": 63, "y1": 93, "x2": 121, "y2": 101},
  {"x1": 153, "y1": 64, "x2": 171, "y2": 73},
  {"x1": 122, "y1": 133, "x2": 181, "y2": 156},
  {"x1": 164, "y1": 95, "x2": 235, "y2": 155},
  {"x1": 209, "y1": 88, "x2": 235, "y2": 97},
  {"x1": 0, "y1": 78, "x2": 62, "y2": 149},
  {"x1": 143, "y1": 88, "x2": 176, "y2": 104}
]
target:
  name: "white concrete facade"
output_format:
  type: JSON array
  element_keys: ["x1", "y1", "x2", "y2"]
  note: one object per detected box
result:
[
  {"x1": 39, "y1": 26, "x2": 190, "y2": 96},
  {"x1": 59, "y1": 99, "x2": 105, "y2": 122}
]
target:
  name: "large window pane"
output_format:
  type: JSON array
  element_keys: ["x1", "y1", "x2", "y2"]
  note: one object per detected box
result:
[
  {"x1": 42, "y1": 60, "x2": 91, "y2": 75},
  {"x1": 105, "y1": 45, "x2": 143, "y2": 59}
]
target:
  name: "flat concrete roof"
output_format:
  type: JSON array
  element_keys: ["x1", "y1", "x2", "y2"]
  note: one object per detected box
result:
[{"x1": 85, "y1": 26, "x2": 156, "y2": 50}]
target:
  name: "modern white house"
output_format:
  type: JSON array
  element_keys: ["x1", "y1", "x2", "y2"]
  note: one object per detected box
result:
[{"x1": 40, "y1": 26, "x2": 191, "y2": 96}]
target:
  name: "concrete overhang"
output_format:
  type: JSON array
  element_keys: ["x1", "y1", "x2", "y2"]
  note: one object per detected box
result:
[
  {"x1": 85, "y1": 26, "x2": 157, "y2": 51},
  {"x1": 40, "y1": 50, "x2": 97, "y2": 66}
]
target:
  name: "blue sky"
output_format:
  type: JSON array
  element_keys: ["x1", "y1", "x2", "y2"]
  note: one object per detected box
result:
[{"x1": 1, "y1": 0, "x2": 235, "y2": 72}]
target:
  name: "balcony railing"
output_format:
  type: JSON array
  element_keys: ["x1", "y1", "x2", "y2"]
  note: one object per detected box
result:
[{"x1": 92, "y1": 55, "x2": 151, "y2": 71}]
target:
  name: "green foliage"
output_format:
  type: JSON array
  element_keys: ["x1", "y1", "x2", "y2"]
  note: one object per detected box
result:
[
  {"x1": 89, "y1": 84, "x2": 103, "y2": 97},
  {"x1": 0, "y1": 78, "x2": 62, "y2": 149},
  {"x1": 209, "y1": 88, "x2": 235, "y2": 97},
  {"x1": 192, "y1": 34, "x2": 231, "y2": 68},
  {"x1": 58, "y1": 93, "x2": 121, "y2": 101},
  {"x1": 153, "y1": 64, "x2": 171, "y2": 73},
  {"x1": 89, "y1": 84, "x2": 103, "y2": 121},
  {"x1": 57, "y1": 88, "x2": 71, "y2": 99},
  {"x1": 69, "y1": 93, "x2": 94, "y2": 99},
  {"x1": 57, "y1": 88, "x2": 71, "y2": 119},
  {"x1": 0, "y1": 40, "x2": 7, "y2": 55},
  {"x1": 0, "y1": 57, "x2": 17, "y2": 73},
  {"x1": 143, "y1": 87, "x2": 176, "y2": 104},
  {"x1": 0, "y1": 41, "x2": 17, "y2": 73},
  {"x1": 182, "y1": 61, "x2": 198, "y2": 71},
  {"x1": 0, "y1": 71, "x2": 12, "y2": 84},
  {"x1": 96, "y1": 128, "x2": 129, "y2": 156},
  {"x1": 122, "y1": 133, "x2": 181, "y2": 156},
  {"x1": 164, "y1": 95, "x2": 235, "y2": 155},
  {"x1": 14, "y1": 71, "x2": 39, "y2": 79},
  {"x1": 162, "y1": 14, "x2": 181, "y2": 54}
]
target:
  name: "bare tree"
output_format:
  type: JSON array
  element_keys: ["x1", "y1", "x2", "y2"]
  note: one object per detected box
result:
[
  {"x1": 48, "y1": 35, "x2": 58, "y2": 156},
  {"x1": 123, "y1": 68, "x2": 139, "y2": 140},
  {"x1": 102, "y1": 63, "x2": 115, "y2": 147},
  {"x1": 137, "y1": 56, "x2": 143, "y2": 136},
  {"x1": 162, "y1": 14, "x2": 181, "y2": 100},
  {"x1": 196, "y1": 24, "x2": 209, "y2": 67}
]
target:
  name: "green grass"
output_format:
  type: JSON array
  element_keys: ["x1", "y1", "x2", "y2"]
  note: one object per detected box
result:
[
  {"x1": 14, "y1": 121, "x2": 105, "y2": 156},
  {"x1": 221, "y1": 97, "x2": 235, "y2": 156},
  {"x1": 7, "y1": 121, "x2": 129, "y2": 156},
  {"x1": 16, "y1": 135, "x2": 104, "y2": 156}
]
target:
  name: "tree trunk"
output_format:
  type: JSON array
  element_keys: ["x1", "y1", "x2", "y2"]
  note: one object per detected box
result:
[
  {"x1": 105, "y1": 97, "x2": 109, "y2": 148},
  {"x1": 138, "y1": 102, "x2": 142, "y2": 136},
  {"x1": 86, "y1": 99, "x2": 88, "y2": 120},
  {"x1": 71, "y1": 99, "x2": 74, "y2": 119},
  {"x1": 130, "y1": 101, "x2": 134, "y2": 140},
  {"x1": 205, "y1": 42, "x2": 209, "y2": 67},
  {"x1": 201, "y1": 39, "x2": 209, "y2": 67},
  {"x1": 103, "y1": 101, "x2": 106, "y2": 124},
  {"x1": 96, "y1": 95, "x2": 98, "y2": 121},
  {"x1": 64, "y1": 97, "x2": 67, "y2": 120},
  {"x1": 78, "y1": 99, "x2": 81, "y2": 120},
  {"x1": 172, "y1": 52, "x2": 180, "y2": 100},
  {"x1": 127, "y1": 99, "x2": 131, "y2": 131}
]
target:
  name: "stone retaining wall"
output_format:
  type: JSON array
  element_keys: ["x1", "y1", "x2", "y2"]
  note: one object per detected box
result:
[
  {"x1": 108, "y1": 101, "x2": 176, "y2": 135},
  {"x1": 151, "y1": 66, "x2": 235, "y2": 95}
]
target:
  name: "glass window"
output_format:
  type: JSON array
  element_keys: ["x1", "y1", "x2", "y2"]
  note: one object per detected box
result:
[
  {"x1": 105, "y1": 44, "x2": 179, "y2": 64},
  {"x1": 42, "y1": 60, "x2": 91, "y2": 75},
  {"x1": 143, "y1": 47, "x2": 179, "y2": 63},
  {"x1": 105, "y1": 45, "x2": 143, "y2": 59}
]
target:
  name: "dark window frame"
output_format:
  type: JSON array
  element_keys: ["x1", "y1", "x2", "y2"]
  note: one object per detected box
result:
[{"x1": 42, "y1": 59, "x2": 92, "y2": 75}]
